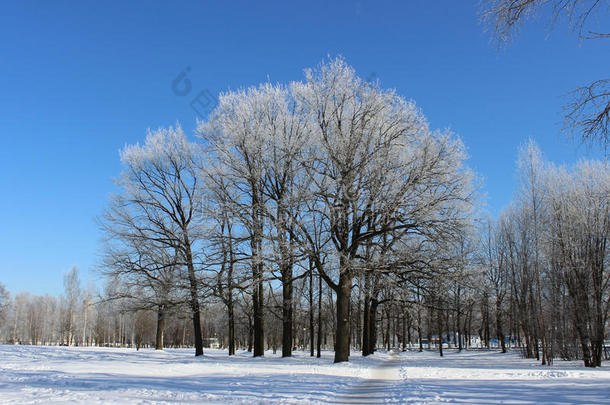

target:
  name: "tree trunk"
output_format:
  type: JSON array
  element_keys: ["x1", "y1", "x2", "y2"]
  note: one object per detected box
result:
[
  {"x1": 591, "y1": 248, "x2": 605, "y2": 367},
  {"x1": 155, "y1": 305, "x2": 166, "y2": 350},
  {"x1": 252, "y1": 259, "x2": 265, "y2": 357},
  {"x1": 407, "y1": 313, "x2": 412, "y2": 349},
  {"x1": 385, "y1": 307, "x2": 391, "y2": 351},
  {"x1": 251, "y1": 186, "x2": 265, "y2": 357},
  {"x1": 467, "y1": 308, "x2": 473, "y2": 349},
  {"x1": 228, "y1": 297, "x2": 235, "y2": 355},
  {"x1": 317, "y1": 269, "x2": 322, "y2": 358},
  {"x1": 309, "y1": 261, "x2": 315, "y2": 357},
  {"x1": 456, "y1": 284, "x2": 462, "y2": 351},
  {"x1": 369, "y1": 299, "x2": 379, "y2": 354},
  {"x1": 184, "y1": 242, "x2": 203, "y2": 356},
  {"x1": 496, "y1": 293, "x2": 506, "y2": 353},
  {"x1": 226, "y1": 219, "x2": 236, "y2": 356},
  {"x1": 253, "y1": 278, "x2": 264, "y2": 357},
  {"x1": 362, "y1": 290, "x2": 371, "y2": 356},
  {"x1": 437, "y1": 309, "x2": 443, "y2": 357},
  {"x1": 592, "y1": 307, "x2": 603, "y2": 367},
  {"x1": 417, "y1": 305, "x2": 423, "y2": 352},
  {"x1": 281, "y1": 267, "x2": 293, "y2": 357},
  {"x1": 402, "y1": 313, "x2": 407, "y2": 351},
  {"x1": 334, "y1": 272, "x2": 352, "y2": 363},
  {"x1": 483, "y1": 292, "x2": 490, "y2": 349},
  {"x1": 573, "y1": 298, "x2": 594, "y2": 367},
  {"x1": 247, "y1": 314, "x2": 253, "y2": 352}
]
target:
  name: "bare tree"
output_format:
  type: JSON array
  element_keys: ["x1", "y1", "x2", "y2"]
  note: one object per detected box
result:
[
  {"x1": 99, "y1": 232, "x2": 184, "y2": 350},
  {"x1": 518, "y1": 140, "x2": 552, "y2": 364},
  {"x1": 484, "y1": 218, "x2": 509, "y2": 353},
  {"x1": 565, "y1": 79, "x2": 610, "y2": 152},
  {"x1": 259, "y1": 96, "x2": 310, "y2": 358},
  {"x1": 481, "y1": 0, "x2": 610, "y2": 152},
  {"x1": 203, "y1": 173, "x2": 251, "y2": 356},
  {"x1": 0, "y1": 283, "x2": 9, "y2": 328},
  {"x1": 103, "y1": 126, "x2": 205, "y2": 356},
  {"x1": 485, "y1": 140, "x2": 608, "y2": 367},
  {"x1": 546, "y1": 159, "x2": 609, "y2": 366},
  {"x1": 201, "y1": 86, "x2": 277, "y2": 357},
  {"x1": 61, "y1": 267, "x2": 81, "y2": 346}
]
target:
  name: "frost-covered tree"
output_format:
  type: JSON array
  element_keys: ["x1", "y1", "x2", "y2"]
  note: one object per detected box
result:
[
  {"x1": 517, "y1": 140, "x2": 551, "y2": 363},
  {"x1": 201, "y1": 81, "x2": 314, "y2": 357},
  {"x1": 258, "y1": 93, "x2": 310, "y2": 358},
  {"x1": 103, "y1": 126, "x2": 205, "y2": 356},
  {"x1": 60, "y1": 267, "x2": 81, "y2": 346},
  {"x1": 485, "y1": 139, "x2": 608, "y2": 367},
  {"x1": 201, "y1": 85, "x2": 278, "y2": 357},
  {"x1": 201, "y1": 58, "x2": 475, "y2": 362},
  {"x1": 0, "y1": 283, "x2": 9, "y2": 327},
  {"x1": 483, "y1": 217, "x2": 509, "y2": 353},
  {"x1": 202, "y1": 172, "x2": 251, "y2": 356},
  {"x1": 292, "y1": 58, "x2": 475, "y2": 362},
  {"x1": 546, "y1": 159, "x2": 609, "y2": 367}
]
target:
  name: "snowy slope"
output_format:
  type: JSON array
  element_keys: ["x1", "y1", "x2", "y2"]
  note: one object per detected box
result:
[{"x1": 0, "y1": 345, "x2": 608, "y2": 404}]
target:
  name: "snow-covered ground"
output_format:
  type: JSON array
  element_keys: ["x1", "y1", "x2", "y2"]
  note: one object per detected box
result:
[{"x1": 0, "y1": 344, "x2": 609, "y2": 404}]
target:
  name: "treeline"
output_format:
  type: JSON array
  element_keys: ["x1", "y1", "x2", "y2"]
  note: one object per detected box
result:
[
  {"x1": 481, "y1": 142, "x2": 609, "y2": 367},
  {"x1": 0, "y1": 268, "x2": 196, "y2": 349},
  {"x1": 0, "y1": 268, "x2": 99, "y2": 347}
]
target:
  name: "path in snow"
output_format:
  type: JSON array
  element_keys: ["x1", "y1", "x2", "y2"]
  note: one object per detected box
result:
[{"x1": 337, "y1": 352, "x2": 402, "y2": 404}]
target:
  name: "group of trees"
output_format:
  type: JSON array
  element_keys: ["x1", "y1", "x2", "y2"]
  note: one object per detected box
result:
[
  {"x1": 480, "y1": 141, "x2": 609, "y2": 367},
  {"x1": 0, "y1": 56, "x2": 606, "y2": 368},
  {"x1": 93, "y1": 58, "x2": 608, "y2": 367},
  {"x1": 98, "y1": 58, "x2": 475, "y2": 363},
  {"x1": 0, "y1": 268, "x2": 200, "y2": 349},
  {"x1": 0, "y1": 268, "x2": 96, "y2": 346},
  {"x1": 477, "y1": 0, "x2": 610, "y2": 368}
]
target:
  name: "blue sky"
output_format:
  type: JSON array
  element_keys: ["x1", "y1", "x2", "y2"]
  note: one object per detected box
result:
[{"x1": 0, "y1": 1, "x2": 606, "y2": 296}]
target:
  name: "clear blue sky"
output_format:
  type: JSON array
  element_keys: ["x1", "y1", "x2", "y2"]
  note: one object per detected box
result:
[{"x1": 0, "y1": 1, "x2": 606, "y2": 296}]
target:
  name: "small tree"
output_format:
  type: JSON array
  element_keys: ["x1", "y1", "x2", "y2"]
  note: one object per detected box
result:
[{"x1": 0, "y1": 283, "x2": 10, "y2": 335}]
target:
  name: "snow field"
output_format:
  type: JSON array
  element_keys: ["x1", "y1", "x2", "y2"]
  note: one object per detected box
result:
[{"x1": 0, "y1": 345, "x2": 609, "y2": 404}]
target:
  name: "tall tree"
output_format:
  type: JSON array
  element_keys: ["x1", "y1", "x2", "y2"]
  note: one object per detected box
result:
[
  {"x1": 546, "y1": 159, "x2": 609, "y2": 366},
  {"x1": 61, "y1": 267, "x2": 81, "y2": 346},
  {"x1": 0, "y1": 283, "x2": 9, "y2": 329},
  {"x1": 106, "y1": 126, "x2": 205, "y2": 356},
  {"x1": 293, "y1": 58, "x2": 474, "y2": 362},
  {"x1": 485, "y1": 218, "x2": 508, "y2": 353},
  {"x1": 518, "y1": 140, "x2": 551, "y2": 363},
  {"x1": 204, "y1": 173, "x2": 248, "y2": 356},
  {"x1": 202, "y1": 86, "x2": 280, "y2": 357},
  {"x1": 259, "y1": 90, "x2": 310, "y2": 357}
]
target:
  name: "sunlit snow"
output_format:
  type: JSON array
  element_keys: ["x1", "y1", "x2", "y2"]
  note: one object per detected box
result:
[{"x1": 1, "y1": 345, "x2": 609, "y2": 404}]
